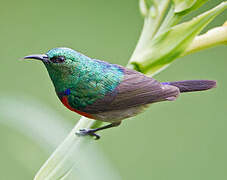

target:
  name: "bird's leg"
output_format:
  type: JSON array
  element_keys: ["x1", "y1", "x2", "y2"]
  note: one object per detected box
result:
[{"x1": 76, "y1": 121, "x2": 121, "y2": 140}]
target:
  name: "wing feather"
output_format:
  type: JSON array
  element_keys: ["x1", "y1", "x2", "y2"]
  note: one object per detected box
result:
[{"x1": 83, "y1": 68, "x2": 180, "y2": 114}]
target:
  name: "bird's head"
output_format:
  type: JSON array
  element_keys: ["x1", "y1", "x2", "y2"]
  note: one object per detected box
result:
[
  {"x1": 23, "y1": 47, "x2": 88, "y2": 90},
  {"x1": 23, "y1": 47, "x2": 89, "y2": 76},
  {"x1": 23, "y1": 47, "x2": 81, "y2": 66}
]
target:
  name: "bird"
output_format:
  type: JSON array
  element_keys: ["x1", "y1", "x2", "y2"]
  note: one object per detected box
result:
[{"x1": 23, "y1": 47, "x2": 216, "y2": 139}]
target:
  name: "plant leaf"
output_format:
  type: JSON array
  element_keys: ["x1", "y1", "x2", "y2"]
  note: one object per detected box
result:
[
  {"x1": 183, "y1": 21, "x2": 227, "y2": 56},
  {"x1": 130, "y1": 1, "x2": 227, "y2": 75}
]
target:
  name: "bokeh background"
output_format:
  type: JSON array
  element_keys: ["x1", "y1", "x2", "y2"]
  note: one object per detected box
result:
[{"x1": 0, "y1": 0, "x2": 226, "y2": 179}]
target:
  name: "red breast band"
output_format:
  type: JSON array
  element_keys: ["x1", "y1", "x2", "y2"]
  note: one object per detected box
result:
[{"x1": 61, "y1": 96, "x2": 94, "y2": 119}]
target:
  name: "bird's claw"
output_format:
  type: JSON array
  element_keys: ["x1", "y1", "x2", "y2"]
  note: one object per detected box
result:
[{"x1": 76, "y1": 129, "x2": 100, "y2": 140}]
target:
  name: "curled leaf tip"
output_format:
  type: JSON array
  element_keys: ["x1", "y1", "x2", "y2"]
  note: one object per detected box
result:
[
  {"x1": 139, "y1": 0, "x2": 148, "y2": 17},
  {"x1": 173, "y1": 0, "x2": 196, "y2": 13}
]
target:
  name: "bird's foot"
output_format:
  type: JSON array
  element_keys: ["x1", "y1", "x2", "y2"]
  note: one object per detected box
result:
[{"x1": 76, "y1": 129, "x2": 100, "y2": 140}]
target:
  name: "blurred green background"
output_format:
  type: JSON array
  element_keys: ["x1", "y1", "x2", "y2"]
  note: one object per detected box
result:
[{"x1": 0, "y1": 0, "x2": 226, "y2": 179}]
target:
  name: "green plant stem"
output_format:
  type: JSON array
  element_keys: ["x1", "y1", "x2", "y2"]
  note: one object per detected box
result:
[{"x1": 34, "y1": 117, "x2": 95, "y2": 180}]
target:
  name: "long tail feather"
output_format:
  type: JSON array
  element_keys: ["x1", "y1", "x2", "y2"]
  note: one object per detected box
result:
[{"x1": 162, "y1": 80, "x2": 217, "y2": 93}]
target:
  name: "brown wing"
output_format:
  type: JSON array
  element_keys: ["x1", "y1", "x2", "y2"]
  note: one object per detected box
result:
[{"x1": 83, "y1": 68, "x2": 180, "y2": 114}]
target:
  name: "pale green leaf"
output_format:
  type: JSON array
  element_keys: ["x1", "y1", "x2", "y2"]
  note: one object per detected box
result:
[
  {"x1": 183, "y1": 21, "x2": 227, "y2": 56},
  {"x1": 130, "y1": 2, "x2": 227, "y2": 75}
]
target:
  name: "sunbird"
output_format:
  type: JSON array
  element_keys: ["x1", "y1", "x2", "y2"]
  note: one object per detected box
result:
[{"x1": 24, "y1": 47, "x2": 216, "y2": 139}]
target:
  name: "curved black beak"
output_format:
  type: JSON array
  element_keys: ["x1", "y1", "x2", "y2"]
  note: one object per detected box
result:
[{"x1": 23, "y1": 54, "x2": 49, "y2": 63}]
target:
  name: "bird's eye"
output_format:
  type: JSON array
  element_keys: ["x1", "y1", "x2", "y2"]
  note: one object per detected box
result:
[{"x1": 50, "y1": 56, "x2": 65, "y2": 63}]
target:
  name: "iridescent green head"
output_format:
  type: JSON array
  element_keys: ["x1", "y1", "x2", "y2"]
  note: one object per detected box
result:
[
  {"x1": 23, "y1": 47, "x2": 92, "y2": 92},
  {"x1": 23, "y1": 47, "x2": 87, "y2": 65},
  {"x1": 23, "y1": 47, "x2": 91, "y2": 76}
]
